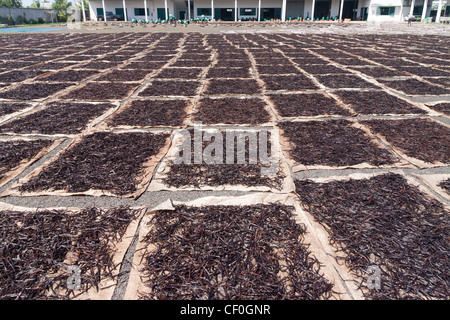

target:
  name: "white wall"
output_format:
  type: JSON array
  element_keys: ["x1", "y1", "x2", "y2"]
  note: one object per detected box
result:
[
  {"x1": 88, "y1": 0, "x2": 436, "y2": 22},
  {"x1": 303, "y1": 0, "x2": 312, "y2": 18},
  {"x1": 356, "y1": 0, "x2": 371, "y2": 20},
  {"x1": 173, "y1": 0, "x2": 188, "y2": 19},
  {"x1": 0, "y1": 7, "x2": 51, "y2": 22},
  {"x1": 410, "y1": 0, "x2": 433, "y2": 17},
  {"x1": 235, "y1": 1, "x2": 258, "y2": 20},
  {"x1": 88, "y1": 0, "x2": 342, "y2": 21},
  {"x1": 330, "y1": 0, "x2": 340, "y2": 17},
  {"x1": 286, "y1": 0, "x2": 305, "y2": 18},
  {"x1": 194, "y1": 0, "x2": 232, "y2": 19},
  {"x1": 192, "y1": 0, "x2": 287, "y2": 20},
  {"x1": 367, "y1": 0, "x2": 403, "y2": 21},
  {"x1": 303, "y1": 0, "x2": 334, "y2": 19},
  {"x1": 89, "y1": 0, "x2": 175, "y2": 21}
]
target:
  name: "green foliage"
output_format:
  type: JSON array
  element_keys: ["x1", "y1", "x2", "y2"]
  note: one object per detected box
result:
[
  {"x1": 76, "y1": 0, "x2": 89, "y2": 11},
  {"x1": 0, "y1": 15, "x2": 15, "y2": 25},
  {"x1": 52, "y1": 0, "x2": 72, "y2": 22},
  {"x1": 52, "y1": 0, "x2": 71, "y2": 11},
  {"x1": 16, "y1": 14, "x2": 26, "y2": 24},
  {"x1": 56, "y1": 10, "x2": 68, "y2": 22},
  {"x1": 28, "y1": 0, "x2": 40, "y2": 8},
  {"x1": 0, "y1": 14, "x2": 46, "y2": 25},
  {"x1": 0, "y1": 0, "x2": 22, "y2": 8}
]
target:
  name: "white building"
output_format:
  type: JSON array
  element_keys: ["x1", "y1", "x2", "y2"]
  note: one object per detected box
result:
[{"x1": 87, "y1": 0, "x2": 447, "y2": 22}]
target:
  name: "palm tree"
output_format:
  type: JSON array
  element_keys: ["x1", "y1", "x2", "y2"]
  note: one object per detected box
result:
[{"x1": 52, "y1": 0, "x2": 72, "y2": 22}]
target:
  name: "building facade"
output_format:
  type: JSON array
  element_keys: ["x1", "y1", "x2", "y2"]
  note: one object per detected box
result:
[{"x1": 87, "y1": 0, "x2": 447, "y2": 22}]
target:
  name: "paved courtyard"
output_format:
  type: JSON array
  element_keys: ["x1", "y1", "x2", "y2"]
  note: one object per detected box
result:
[{"x1": 0, "y1": 26, "x2": 449, "y2": 300}]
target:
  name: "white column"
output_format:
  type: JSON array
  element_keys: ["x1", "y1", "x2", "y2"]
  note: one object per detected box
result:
[
  {"x1": 258, "y1": 0, "x2": 261, "y2": 21},
  {"x1": 311, "y1": 0, "x2": 316, "y2": 20},
  {"x1": 102, "y1": 0, "x2": 106, "y2": 21},
  {"x1": 164, "y1": 0, "x2": 168, "y2": 20},
  {"x1": 80, "y1": 0, "x2": 86, "y2": 22},
  {"x1": 188, "y1": 0, "x2": 191, "y2": 20},
  {"x1": 144, "y1": 0, "x2": 148, "y2": 21},
  {"x1": 123, "y1": 0, "x2": 127, "y2": 21},
  {"x1": 421, "y1": 0, "x2": 428, "y2": 21},
  {"x1": 339, "y1": 0, "x2": 344, "y2": 21},
  {"x1": 436, "y1": 0, "x2": 443, "y2": 22},
  {"x1": 399, "y1": 2, "x2": 404, "y2": 21},
  {"x1": 409, "y1": 0, "x2": 415, "y2": 15},
  {"x1": 281, "y1": 0, "x2": 286, "y2": 21},
  {"x1": 211, "y1": 0, "x2": 214, "y2": 20},
  {"x1": 88, "y1": 1, "x2": 92, "y2": 21},
  {"x1": 235, "y1": 0, "x2": 238, "y2": 21}
]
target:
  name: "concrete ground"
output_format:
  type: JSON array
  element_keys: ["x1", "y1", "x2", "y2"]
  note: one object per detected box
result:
[
  {"x1": 3, "y1": 19, "x2": 449, "y2": 35},
  {"x1": 79, "y1": 20, "x2": 450, "y2": 35}
]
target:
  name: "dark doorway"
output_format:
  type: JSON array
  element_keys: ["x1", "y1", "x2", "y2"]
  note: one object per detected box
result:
[
  {"x1": 430, "y1": 5, "x2": 449, "y2": 19},
  {"x1": 360, "y1": 7, "x2": 368, "y2": 21},
  {"x1": 157, "y1": 8, "x2": 169, "y2": 20},
  {"x1": 115, "y1": 8, "x2": 127, "y2": 21},
  {"x1": 220, "y1": 8, "x2": 234, "y2": 21},
  {"x1": 314, "y1": 1, "x2": 331, "y2": 19},
  {"x1": 97, "y1": 8, "x2": 104, "y2": 18},
  {"x1": 413, "y1": 6, "x2": 423, "y2": 16},
  {"x1": 179, "y1": 10, "x2": 186, "y2": 20},
  {"x1": 342, "y1": 0, "x2": 358, "y2": 20},
  {"x1": 262, "y1": 8, "x2": 275, "y2": 19},
  {"x1": 262, "y1": 8, "x2": 282, "y2": 20}
]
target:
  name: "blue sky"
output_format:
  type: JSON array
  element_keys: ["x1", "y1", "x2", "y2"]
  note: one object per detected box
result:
[
  {"x1": 21, "y1": 0, "x2": 85, "y2": 9},
  {"x1": 22, "y1": 0, "x2": 45, "y2": 7},
  {"x1": 22, "y1": 0, "x2": 35, "y2": 6},
  {"x1": 22, "y1": 0, "x2": 59, "y2": 7}
]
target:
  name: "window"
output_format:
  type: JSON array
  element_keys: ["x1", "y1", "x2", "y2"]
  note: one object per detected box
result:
[
  {"x1": 413, "y1": 6, "x2": 423, "y2": 15},
  {"x1": 157, "y1": 8, "x2": 169, "y2": 19},
  {"x1": 97, "y1": 8, "x2": 104, "y2": 16},
  {"x1": 134, "y1": 8, "x2": 149, "y2": 16},
  {"x1": 197, "y1": 8, "x2": 212, "y2": 16},
  {"x1": 379, "y1": 7, "x2": 395, "y2": 15},
  {"x1": 240, "y1": 8, "x2": 256, "y2": 16}
]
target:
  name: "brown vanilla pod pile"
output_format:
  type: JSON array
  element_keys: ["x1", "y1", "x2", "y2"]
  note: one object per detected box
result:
[
  {"x1": 0, "y1": 208, "x2": 139, "y2": 300},
  {"x1": 19, "y1": 132, "x2": 169, "y2": 195},
  {"x1": 295, "y1": 173, "x2": 449, "y2": 300},
  {"x1": 140, "y1": 204, "x2": 334, "y2": 300}
]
